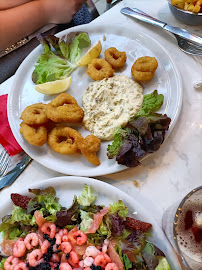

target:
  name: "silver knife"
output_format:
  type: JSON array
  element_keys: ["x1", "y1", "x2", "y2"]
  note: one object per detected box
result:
[
  {"x1": 0, "y1": 155, "x2": 32, "y2": 190},
  {"x1": 0, "y1": 24, "x2": 56, "y2": 58},
  {"x1": 121, "y1": 7, "x2": 202, "y2": 46}
]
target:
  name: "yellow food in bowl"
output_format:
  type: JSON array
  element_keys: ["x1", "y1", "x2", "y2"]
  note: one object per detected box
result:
[{"x1": 171, "y1": 0, "x2": 202, "y2": 13}]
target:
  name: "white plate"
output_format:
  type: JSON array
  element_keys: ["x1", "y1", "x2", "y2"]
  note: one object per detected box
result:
[
  {"x1": 0, "y1": 176, "x2": 182, "y2": 269},
  {"x1": 8, "y1": 23, "x2": 182, "y2": 176}
]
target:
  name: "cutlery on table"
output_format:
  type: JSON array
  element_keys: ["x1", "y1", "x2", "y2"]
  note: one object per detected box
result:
[
  {"x1": 121, "y1": 7, "x2": 202, "y2": 56},
  {"x1": 0, "y1": 149, "x2": 11, "y2": 177},
  {"x1": 0, "y1": 153, "x2": 32, "y2": 191}
]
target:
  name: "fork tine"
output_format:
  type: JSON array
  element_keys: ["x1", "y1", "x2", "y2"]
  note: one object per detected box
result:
[
  {"x1": 1, "y1": 157, "x2": 11, "y2": 177},
  {"x1": 0, "y1": 154, "x2": 10, "y2": 175},
  {"x1": 0, "y1": 149, "x2": 11, "y2": 177},
  {"x1": 0, "y1": 149, "x2": 7, "y2": 163}
]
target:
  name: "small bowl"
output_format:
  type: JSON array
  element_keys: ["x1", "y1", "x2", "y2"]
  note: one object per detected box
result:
[{"x1": 168, "y1": 1, "x2": 202, "y2": 26}]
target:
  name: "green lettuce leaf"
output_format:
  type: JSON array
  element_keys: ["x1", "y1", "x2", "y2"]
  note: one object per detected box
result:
[
  {"x1": 0, "y1": 258, "x2": 7, "y2": 270},
  {"x1": 77, "y1": 184, "x2": 97, "y2": 206},
  {"x1": 32, "y1": 51, "x2": 76, "y2": 84},
  {"x1": 123, "y1": 254, "x2": 133, "y2": 270},
  {"x1": 67, "y1": 32, "x2": 91, "y2": 64},
  {"x1": 32, "y1": 32, "x2": 91, "y2": 84},
  {"x1": 28, "y1": 187, "x2": 61, "y2": 215},
  {"x1": 80, "y1": 210, "x2": 93, "y2": 232},
  {"x1": 109, "y1": 200, "x2": 128, "y2": 219},
  {"x1": 136, "y1": 90, "x2": 164, "y2": 117},
  {"x1": 97, "y1": 215, "x2": 111, "y2": 238},
  {"x1": 155, "y1": 257, "x2": 171, "y2": 270},
  {"x1": 107, "y1": 127, "x2": 132, "y2": 159}
]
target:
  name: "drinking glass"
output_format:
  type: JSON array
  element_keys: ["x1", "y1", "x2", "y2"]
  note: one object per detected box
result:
[{"x1": 162, "y1": 186, "x2": 202, "y2": 270}]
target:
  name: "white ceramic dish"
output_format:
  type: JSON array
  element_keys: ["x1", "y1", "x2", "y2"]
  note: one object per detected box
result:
[
  {"x1": 8, "y1": 23, "x2": 182, "y2": 176},
  {"x1": 0, "y1": 176, "x2": 182, "y2": 269}
]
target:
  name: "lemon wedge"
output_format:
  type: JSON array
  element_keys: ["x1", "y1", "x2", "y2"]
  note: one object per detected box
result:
[
  {"x1": 77, "y1": 40, "x2": 102, "y2": 67},
  {"x1": 35, "y1": 77, "x2": 72, "y2": 95}
]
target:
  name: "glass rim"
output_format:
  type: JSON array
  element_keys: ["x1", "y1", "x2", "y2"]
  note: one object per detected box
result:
[{"x1": 173, "y1": 185, "x2": 202, "y2": 264}]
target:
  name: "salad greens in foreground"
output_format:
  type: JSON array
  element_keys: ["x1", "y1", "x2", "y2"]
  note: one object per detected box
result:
[
  {"x1": 32, "y1": 32, "x2": 91, "y2": 84},
  {"x1": 107, "y1": 90, "x2": 171, "y2": 167},
  {"x1": 0, "y1": 185, "x2": 171, "y2": 270}
]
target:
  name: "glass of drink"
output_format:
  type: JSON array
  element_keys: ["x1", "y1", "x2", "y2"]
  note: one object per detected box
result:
[{"x1": 162, "y1": 186, "x2": 202, "y2": 270}]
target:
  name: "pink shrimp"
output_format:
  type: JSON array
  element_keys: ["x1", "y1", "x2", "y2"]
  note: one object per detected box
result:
[
  {"x1": 13, "y1": 239, "x2": 26, "y2": 258},
  {"x1": 72, "y1": 231, "x2": 87, "y2": 246},
  {"x1": 59, "y1": 262, "x2": 72, "y2": 270},
  {"x1": 68, "y1": 251, "x2": 79, "y2": 267},
  {"x1": 84, "y1": 268, "x2": 91, "y2": 270},
  {"x1": 62, "y1": 235, "x2": 69, "y2": 242},
  {"x1": 28, "y1": 249, "x2": 44, "y2": 267},
  {"x1": 34, "y1": 211, "x2": 47, "y2": 228},
  {"x1": 13, "y1": 262, "x2": 28, "y2": 270},
  {"x1": 59, "y1": 229, "x2": 68, "y2": 237},
  {"x1": 94, "y1": 252, "x2": 111, "y2": 269},
  {"x1": 4, "y1": 256, "x2": 20, "y2": 270},
  {"x1": 83, "y1": 257, "x2": 94, "y2": 267},
  {"x1": 105, "y1": 263, "x2": 119, "y2": 270},
  {"x1": 41, "y1": 240, "x2": 51, "y2": 254},
  {"x1": 60, "y1": 242, "x2": 72, "y2": 254},
  {"x1": 24, "y1": 233, "x2": 39, "y2": 250},
  {"x1": 40, "y1": 222, "x2": 56, "y2": 239},
  {"x1": 84, "y1": 246, "x2": 100, "y2": 258},
  {"x1": 55, "y1": 234, "x2": 62, "y2": 245}
]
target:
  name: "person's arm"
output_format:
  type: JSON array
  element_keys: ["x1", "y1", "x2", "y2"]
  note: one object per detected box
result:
[
  {"x1": 0, "y1": 0, "x2": 85, "y2": 50},
  {"x1": 0, "y1": 1, "x2": 48, "y2": 50},
  {"x1": 0, "y1": 0, "x2": 33, "y2": 10}
]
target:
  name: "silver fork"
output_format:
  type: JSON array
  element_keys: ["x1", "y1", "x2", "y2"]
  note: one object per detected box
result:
[
  {"x1": 0, "y1": 149, "x2": 11, "y2": 177},
  {"x1": 121, "y1": 7, "x2": 202, "y2": 56}
]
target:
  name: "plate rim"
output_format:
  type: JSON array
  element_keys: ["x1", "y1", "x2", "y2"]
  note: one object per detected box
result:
[
  {"x1": 0, "y1": 175, "x2": 182, "y2": 269},
  {"x1": 8, "y1": 23, "x2": 183, "y2": 177}
]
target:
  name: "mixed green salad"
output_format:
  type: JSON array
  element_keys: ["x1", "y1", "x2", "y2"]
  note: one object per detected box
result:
[
  {"x1": 107, "y1": 90, "x2": 171, "y2": 167},
  {"x1": 0, "y1": 185, "x2": 171, "y2": 270}
]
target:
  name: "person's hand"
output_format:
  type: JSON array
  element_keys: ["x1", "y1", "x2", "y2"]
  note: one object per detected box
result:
[{"x1": 40, "y1": 0, "x2": 86, "y2": 24}]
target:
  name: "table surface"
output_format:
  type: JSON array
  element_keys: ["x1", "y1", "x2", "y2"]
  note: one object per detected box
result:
[{"x1": 0, "y1": 0, "x2": 201, "y2": 228}]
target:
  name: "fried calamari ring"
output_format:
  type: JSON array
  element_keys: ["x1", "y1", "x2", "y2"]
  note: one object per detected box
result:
[
  {"x1": 48, "y1": 126, "x2": 80, "y2": 155},
  {"x1": 20, "y1": 122, "x2": 47, "y2": 146},
  {"x1": 86, "y1": 59, "x2": 114, "y2": 81},
  {"x1": 20, "y1": 103, "x2": 48, "y2": 125},
  {"x1": 131, "y1": 70, "x2": 155, "y2": 82},
  {"x1": 133, "y1": 56, "x2": 158, "y2": 72},
  {"x1": 75, "y1": 135, "x2": 101, "y2": 165},
  {"x1": 131, "y1": 56, "x2": 158, "y2": 82},
  {"x1": 104, "y1": 47, "x2": 127, "y2": 69},
  {"x1": 46, "y1": 93, "x2": 84, "y2": 123}
]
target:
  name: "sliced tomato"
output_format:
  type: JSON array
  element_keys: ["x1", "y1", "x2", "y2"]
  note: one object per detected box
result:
[
  {"x1": 0, "y1": 239, "x2": 15, "y2": 256},
  {"x1": 85, "y1": 207, "x2": 109, "y2": 234},
  {"x1": 108, "y1": 242, "x2": 124, "y2": 270}
]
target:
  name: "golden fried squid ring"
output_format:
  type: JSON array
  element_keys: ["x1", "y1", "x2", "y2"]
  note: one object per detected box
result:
[
  {"x1": 20, "y1": 122, "x2": 47, "y2": 146},
  {"x1": 75, "y1": 135, "x2": 101, "y2": 165},
  {"x1": 48, "y1": 127, "x2": 81, "y2": 155},
  {"x1": 20, "y1": 103, "x2": 48, "y2": 125},
  {"x1": 104, "y1": 47, "x2": 127, "y2": 69},
  {"x1": 131, "y1": 56, "x2": 158, "y2": 82},
  {"x1": 86, "y1": 59, "x2": 114, "y2": 81},
  {"x1": 46, "y1": 93, "x2": 84, "y2": 123}
]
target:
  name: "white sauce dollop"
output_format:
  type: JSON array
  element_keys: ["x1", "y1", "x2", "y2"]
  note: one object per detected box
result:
[{"x1": 82, "y1": 75, "x2": 143, "y2": 141}]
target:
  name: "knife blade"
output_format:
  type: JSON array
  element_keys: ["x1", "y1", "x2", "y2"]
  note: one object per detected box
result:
[
  {"x1": 0, "y1": 155, "x2": 32, "y2": 190},
  {"x1": 121, "y1": 7, "x2": 202, "y2": 46},
  {"x1": 0, "y1": 24, "x2": 56, "y2": 58}
]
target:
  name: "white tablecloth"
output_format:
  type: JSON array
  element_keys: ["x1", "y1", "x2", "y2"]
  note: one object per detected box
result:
[{"x1": 0, "y1": 0, "x2": 201, "y2": 227}]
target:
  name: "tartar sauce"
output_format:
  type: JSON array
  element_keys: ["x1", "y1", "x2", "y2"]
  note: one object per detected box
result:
[{"x1": 82, "y1": 75, "x2": 143, "y2": 141}]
